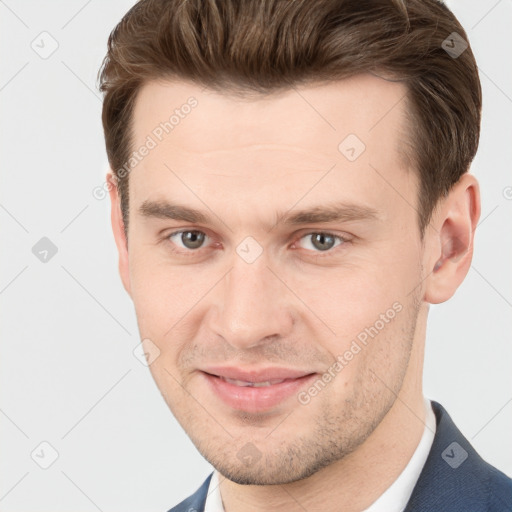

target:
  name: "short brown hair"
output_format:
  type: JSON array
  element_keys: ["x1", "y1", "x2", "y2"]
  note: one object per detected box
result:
[{"x1": 98, "y1": 0, "x2": 481, "y2": 237}]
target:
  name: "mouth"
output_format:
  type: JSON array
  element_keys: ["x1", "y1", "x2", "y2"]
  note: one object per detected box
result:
[
  {"x1": 218, "y1": 377, "x2": 289, "y2": 387},
  {"x1": 200, "y1": 367, "x2": 317, "y2": 412}
]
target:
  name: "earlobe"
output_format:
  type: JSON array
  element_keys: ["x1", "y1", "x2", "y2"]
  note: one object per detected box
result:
[
  {"x1": 424, "y1": 173, "x2": 481, "y2": 304},
  {"x1": 107, "y1": 173, "x2": 131, "y2": 296}
]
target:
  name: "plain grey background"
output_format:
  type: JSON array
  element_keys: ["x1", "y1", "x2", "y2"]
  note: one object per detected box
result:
[{"x1": 0, "y1": 1, "x2": 511, "y2": 511}]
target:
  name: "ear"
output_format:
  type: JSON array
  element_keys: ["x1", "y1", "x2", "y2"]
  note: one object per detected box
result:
[
  {"x1": 423, "y1": 173, "x2": 481, "y2": 304},
  {"x1": 108, "y1": 173, "x2": 131, "y2": 296}
]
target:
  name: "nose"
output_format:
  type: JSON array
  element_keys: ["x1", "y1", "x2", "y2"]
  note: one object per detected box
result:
[{"x1": 207, "y1": 255, "x2": 295, "y2": 351}]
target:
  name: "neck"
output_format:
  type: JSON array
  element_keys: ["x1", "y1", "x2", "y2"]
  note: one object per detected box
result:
[{"x1": 220, "y1": 323, "x2": 427, "y2": 512}]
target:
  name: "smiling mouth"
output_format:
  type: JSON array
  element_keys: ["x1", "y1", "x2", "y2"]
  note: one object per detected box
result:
[
  {"x1": 219, "y1": 377, "x2": 288, "y2": 387},
  {"x1": 201, "y1": 370, "x2": 317, "y2": 412}
]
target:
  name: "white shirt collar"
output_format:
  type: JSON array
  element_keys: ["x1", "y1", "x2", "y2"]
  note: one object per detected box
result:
[
  {"x1": 362, "y1": 397, "x2": 436, "y2": 512},
  {"x1": 204, "y1": 469, "x2": 225, "y2": 512},
  {"x1": 205, "y1": 398, "x2": 436, "y2": 512}
]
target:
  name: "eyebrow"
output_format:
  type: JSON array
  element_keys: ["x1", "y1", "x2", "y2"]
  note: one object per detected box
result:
[{"x1": 138, "y1": 199, "x2": 380, "y2": 227}]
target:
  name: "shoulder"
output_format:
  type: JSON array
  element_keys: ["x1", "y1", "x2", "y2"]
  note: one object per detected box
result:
[
  {"x1": 166, "y1": 473, "x2": 213, "y2": 512},
  {"x1": 486, "y1": 463, "x2": 512, "y2": 511},
  {"x1": 404, "y1": 401, "x2": 512, "y2": 511}
]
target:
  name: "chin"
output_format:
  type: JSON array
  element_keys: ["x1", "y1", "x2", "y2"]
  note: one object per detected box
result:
[{"x1": 203, "y1": 443, "x2": 346, "y2": 486}]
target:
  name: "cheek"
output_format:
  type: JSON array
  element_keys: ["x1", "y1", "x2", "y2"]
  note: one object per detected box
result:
[
  {"x1": 128, "y1": 254, "x2": 184, "y2": 352},
  {"x1": 128, "y1": 251, "x2": 220, "y2": 370},
  {"x1": 292, "y1": 260, "x2": 415, "y2": 338},
  {"x1": 146, "y1": 362, "x2": 193, "y2": 430},
  {"x1": 129, "y1": 247, "x2": 199, "y2": 327},
  {"x1": 291, "y1": 248, "x2": 420, "y2": 372}
]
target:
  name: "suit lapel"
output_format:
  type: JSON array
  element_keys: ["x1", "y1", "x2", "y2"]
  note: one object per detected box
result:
[
  {"x1": 168, "y1": 473, "x2": 212, "y2": 512},
  {"x1": 403, "y1": 401, "x2": 490, "y2": 511}
]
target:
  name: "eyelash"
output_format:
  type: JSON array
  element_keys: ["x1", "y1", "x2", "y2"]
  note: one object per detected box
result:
[{"x1": 162, "y1": 229, "x2": 350, "y2": 259}]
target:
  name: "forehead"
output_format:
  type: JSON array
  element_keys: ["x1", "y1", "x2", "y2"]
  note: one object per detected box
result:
[
  {"x1": 128, "y1": 74, "x2": 416, "y2": 226},
  {"x1": 131, "y1": 73, "x2": 409, "y2": 153}
]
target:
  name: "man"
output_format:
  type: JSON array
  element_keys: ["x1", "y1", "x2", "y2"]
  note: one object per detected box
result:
[{"x1": 98, "y1": 0, "x2": 511, "y2": 510}]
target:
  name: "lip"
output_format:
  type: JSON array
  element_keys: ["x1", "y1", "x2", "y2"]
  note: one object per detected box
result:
[
  {"x1": 203, "y1": 366, "x2": 313, "y2": 382},
  {"x1": 200, "y1": 366, "x2": 317, "y2": 412}
]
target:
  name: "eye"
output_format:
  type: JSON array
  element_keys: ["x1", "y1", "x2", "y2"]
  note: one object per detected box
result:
[
  {"x1": 164, "y1": 229, "x2": 348, "y2": 257},
  {"x1": 168, "y1": 230, "x2": 209, "y2": 251},
  {"x1": 297, "y1": 232, "x2": 345, "y2": 252}
]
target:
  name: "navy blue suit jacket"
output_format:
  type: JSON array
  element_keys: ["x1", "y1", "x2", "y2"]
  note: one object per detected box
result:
[{"x1": 168, "y1": 401, "x2": 512, "y2": 511}]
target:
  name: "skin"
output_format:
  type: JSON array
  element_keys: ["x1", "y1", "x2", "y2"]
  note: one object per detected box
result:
[{"x1": 108, "y1": 73, "x2": 480, "y2": 511}]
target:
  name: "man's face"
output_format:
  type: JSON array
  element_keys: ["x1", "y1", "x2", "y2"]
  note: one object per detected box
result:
[{"x1": 119, "y1": 74, "x2": 428, "y2": 484}]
